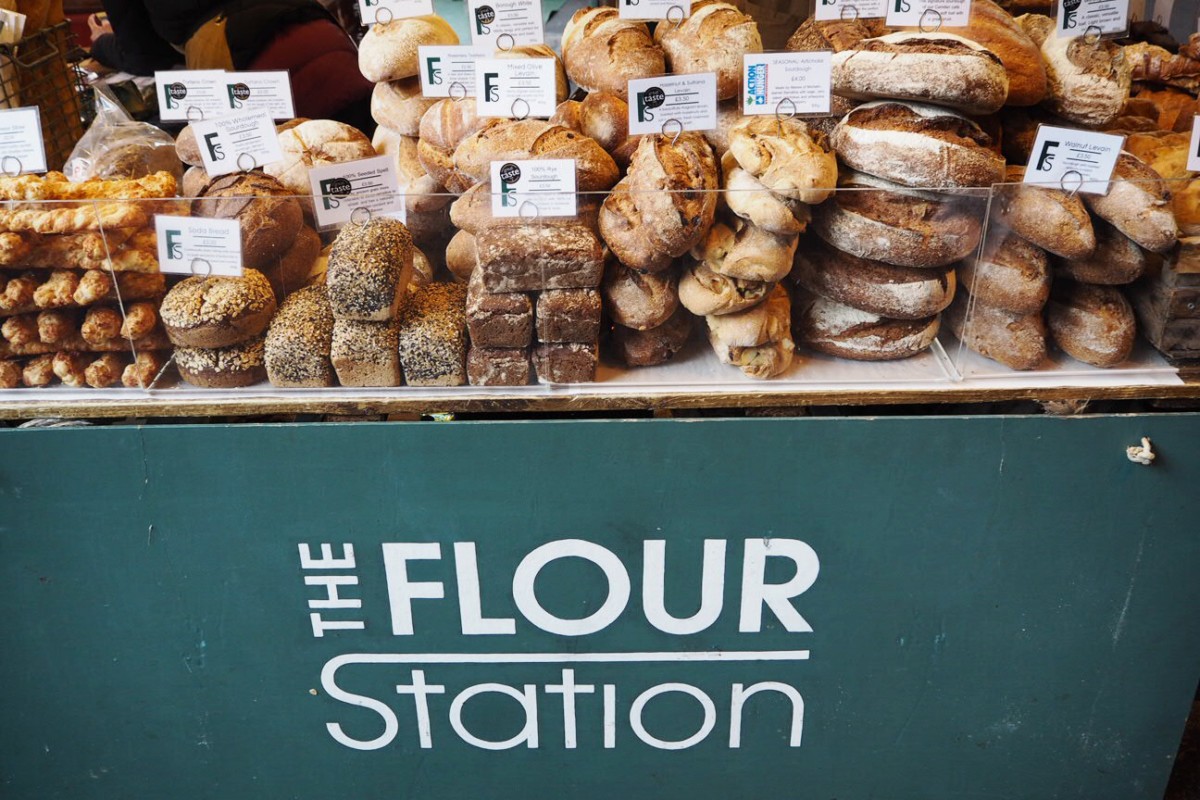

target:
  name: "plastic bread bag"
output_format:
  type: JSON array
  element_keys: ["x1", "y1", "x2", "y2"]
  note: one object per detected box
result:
[{"x1": 64, "y1": 83, "x2": 182, "y2": 182}]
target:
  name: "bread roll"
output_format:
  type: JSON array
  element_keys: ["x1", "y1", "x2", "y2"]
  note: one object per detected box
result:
[
  {"x1": 679, "y1": 260, "x2": 770, "y2": 316},
  {"x1": 833, "y1": 101, "x2": 1005, "y2": 188},
  {"x1": 726, "y1": 117, "x2": 837, "y2": 204},
  {"x1": 945, "y1": 289, "x2": 1047, "y2": 369},
  {"x1": 721, "y1": 152, "x2": 810, "y2": 235},
  {"x1": 993, "y1": 166, "x2": 1096, "y2": 259},
  {"x1": 692, "y1": 216, "x2": 798, "y2": 283},
  {"x1": 832, "y1": 33, "x2": 1010, "y2": 114},
  {"x1": 654, "y1": 1, "x2": 763, "y2": 101},
  {"x1": 934, "y1": 0, "x2": 1046, "y2": 106},
  {"x1": 793, "y1": 237, "x2": 957, "y2": 320},
  {"x1": 1046, "y1": 281, "x2": 1136, "y2": 367},
  {"x1": 796, "y1": 291, "x2": 940, "y2": 361},
  {"x1": 706, "y1": 284, "x2": 794, "y2": 378},
  {"x1": 264, "y1": 284, "x2": 335, "y2": 388},
  {"x1": 358, "y1": 15, "x2": 458, "y2": 83},
  {"x1": 599, "y1": 133, "x2": 719, "y2": 272},
  {"x1": 1055, "y1": 219, "x2": 1146, "y2": 284},
  {"x1": 1083, "y1": 152, "x2": 1177, "y2": 253},
  {"x1": 176, "y1": 336, "x2": 266, "y2": 388},
  {"x1": 266, "y1": 120, "x2": 376, "y2": 196},
  {"x1": 193, "y1": 172, "x2": 303, "y2": 270},
  {"x1": 1036, "y1": 20, "x2": 1131, "y2": 127},
  {"x1": 160, "y1": 269, "x2": 277, "y2": 349},
  {"x1": 602, "y1": 259, "x2": 679, "y2": 331},
  {"x1": 957, "y1": 230, "x2": 1050, "y2": 314},
  {"x1": 371, "y1": 77, "x2": 438, "y2": 137},
  {"x1": 612, "y1": 306, "x2": 694, "y2": 367},
  {"x1": 453, "y1": 119, "x2": 620, "y2": 192},
  {"x1": 561, "y1": 8, "x2": 665, "y2": 99},
  {"x1": 326, "y1": 218, "x2": 414, "y2": 321}
]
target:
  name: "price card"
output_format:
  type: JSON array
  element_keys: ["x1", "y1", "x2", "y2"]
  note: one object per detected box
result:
[
  {"x1": 885, "y1": 0, "x2": 972, "y2": 29},
  {"x1": 223, "y1": 72, "x2": 295, "y2": 120},
  {"x1": 0, "y1": 107, "x2": 46, "y2": 174},
  {"x1": 474, "y1": 58, "x2": 558, "y2": 119},
  {"x1": 1057, "y1": 0, "x2": 1130, "y2": 37},
  {"x1": 418, "y1": 45, "x2": 489, "y2": 97},
  {"x1": 490, "y1": 159, "x2": 577, "y2": 218},
  {"x1": 154, "y1": 216, "x2": 243, "y2": 277},
  {"x1": 466, "y1": 0, "x2": 544, "y2": 48},
  {"x1": 189, "y1": 113, "x2": 285, "y2": 178},
  {"x1": 814, "y1": 0, "x2": 889, "y2": 20},
  {"x1": 308, "y1": 155, "x2": 406, "y2": 231},
  {"x1": 155, "y1": 70, "x2": 228, "y2": 122},
  {"x1": 1025, "y1": 125, "x2": 1125, "y2": 195},
  {"x1": 742, "y1": 53, "x2": 832, "y2": 117},
  {"x1": 618, "y1": 0, "x2": 692, "y2": 20},
  {"x1": 627, "y1": 74, "x2": 718, "y2": 136},
  {"x1": 357, "y1": 0, "x2": 434, "y2": 24}
]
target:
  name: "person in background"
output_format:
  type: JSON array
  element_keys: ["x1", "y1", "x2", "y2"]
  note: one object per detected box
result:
[{"x1": 89, "y1": 0, "x2": 374, "y2": 132}]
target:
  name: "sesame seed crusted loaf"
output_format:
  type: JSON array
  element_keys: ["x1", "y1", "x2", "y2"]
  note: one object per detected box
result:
[
  {"x1": 397, "y1": 283, "x2": 468, "y2": 387},
  {"x1": 264, "y1": 285, "x2": 335, "y2": 388},
  {"x1": 160, "y1": 268, "x2": 277, "y2": 349},
  {"x1": 326, "y1": 218, "x2": 414, "y2": 322}
]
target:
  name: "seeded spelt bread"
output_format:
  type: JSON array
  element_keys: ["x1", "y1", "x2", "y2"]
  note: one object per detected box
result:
[
  {"x1": 326, "y1": 218, "x2": 414, "y2": 322},
  {"x1": 397, "y1": 283, "x2": 468, "y2": 386},
  {"x1": 264, "y1": 285, "x2": 335, "y2": 388},
  {"x1": 331, "y1": 319, "x2": 401, "y2": 387}
]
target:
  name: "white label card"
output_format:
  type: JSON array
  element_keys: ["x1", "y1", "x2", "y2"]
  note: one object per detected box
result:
[
  {"x1": 467, "y1": 0, "x2": 544, "y2": 48},
  {"x1": 154, "y1": 216, "x2": 243, "y2": 277},
  {"x1": 627, "y1": 73, "x2": 718, "y2": 136},
  {"x1": 885, "y1": 0, "x2": 972, "y2": 28},
  {"x1": 155, "y1": 70, "x2": 228, "y2": 122},
  {"x1": 618, "y1": 0, "x2": 692, "y2": 20},
  {"x1": 474, "y1": 58, "x2": 558, "y2": 119},
  {"x1": 814, "y1": 0, "x2": 889, "y2": 20},
  {"x1": 490, "y1": 159, "x2": 577, "y2": 218},
  {"x1": 189, "y1": 113, "x2": 285, "y2": 178},
  {"x1": 309, "y1": 155, "x2": 406, "y2": 231},
  {"x1": 357, "y1": 0, "x2": 434, "y2": 24},
  {"x1": 0, "y1": 107, "x2": 46, "y2": 174},
  {"x1": 1187, "y1": 115, "x2": 1200, "y2": 172},
  {"x1": 224, "y1": 71, "x2": 295, "y2": 120},
  {"x1": 1024, "y1": 125, "x2": 1124, "y2": 195},
  {"x1": 743, "y1": 53, "x2": 832, "y2": 116},
  {"x1": 418, "y1": 45, "x2": 489, "y2": 98},
  {"x1": 1057, "y1": 0, "x2": 1130, "y2": 37}
]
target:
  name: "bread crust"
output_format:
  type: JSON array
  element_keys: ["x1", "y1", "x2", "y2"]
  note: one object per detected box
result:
[
  {"x1": 945, "y1": 289, "x2": 1047, "y2": 370},
  {"x1": 562, "y1": 8, "x2": 665, "y2": 99},
  {"x1": 727, "y1": 117, "x2": 837, "y2": 204},
  {"x1": 358, "y1": 15, "x2": 458, "y2": 83},
  {"x1": 654, "y1": 1, "x2": 763, "y2": 100},
  {"x1": 1083, "y1": 152, "x2": 1178, "y2": 253},
  {"x1": 958, "y1": 229, "x2": 1050, "y2": 314},
  {"x1": 1045, "y1": 281, "x2": 1136, "y2": 367},
  {"x1": 994, "y1": 166, "x2": 1096, "y2": 259},
  {"x1": 797, "y1": 292, "x2": 939, "y2": 361}
]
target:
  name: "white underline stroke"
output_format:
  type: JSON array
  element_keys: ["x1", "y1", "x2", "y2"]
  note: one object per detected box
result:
[{"x1": 325, "y1": 650, "x2": 810, "y2": 665}]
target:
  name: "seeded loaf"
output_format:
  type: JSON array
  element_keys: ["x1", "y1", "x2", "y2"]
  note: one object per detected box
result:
[
  {"x1": 331, "y1": 318, "x2": 401, "y2": 387},
  {"x1": 326, "y1": 218, "x2": 414, "y2": 322},
  {"x1": 397, "y1": 283, "x2": 468, "y2": 386},
  {"x1": 160, "y1": 269, "x2": 277, "y2": 349},
  {"x1": 176, "y1": 336, "x2": 267, "y2": 388},
  {"x1": 264, "y1": 284, "x2": 335, "y2": 388}
]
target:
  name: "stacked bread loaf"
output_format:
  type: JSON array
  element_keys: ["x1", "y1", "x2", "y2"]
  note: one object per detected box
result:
[{"x1": 0, "y1": 172, "x2": 177, "y2": 388}]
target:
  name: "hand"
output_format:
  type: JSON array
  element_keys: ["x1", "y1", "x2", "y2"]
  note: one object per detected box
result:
[{"x1": 88, "y1": 14, "x2": 113, "y2": 43}]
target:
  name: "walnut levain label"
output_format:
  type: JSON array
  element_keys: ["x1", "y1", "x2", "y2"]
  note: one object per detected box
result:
[{"x1": 1025, "y1": 124, "x2": 1124, "y2": 195}]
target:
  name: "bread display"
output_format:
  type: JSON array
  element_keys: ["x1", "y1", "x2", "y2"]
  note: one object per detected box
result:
[
  {"x1": 358, "y1": 15, "x2": 459, "y2": 83},
  {"x1": 326, "y1": 218, "x2": 414, "y2": 322},
  {"x1": 831, "y1": 33, "x2": 1010, "y2": 114},
  {"x1": 561, "y1": 8, "x2": 665, "y2": 99},
  {"x1": 397, "y1": 283, "x2": 468, "y2": 386},
  {"x1": 1046, "y1": 281, "x2": 1137, "y2": 367},
  {"x1": 654, "y1": 1, "x2": 763, "y2": 100},
  {"x1": 264, "y1": 285, "x2": 335, "y2": 388}
]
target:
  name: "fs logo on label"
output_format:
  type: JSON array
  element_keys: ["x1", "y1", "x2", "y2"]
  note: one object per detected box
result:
[
  {"x1": 636, "y1": 86, "x2": 666, "y2": 122},
  {"x1": 498, "y1": 162, "x2": 521, "y2": 207},
  {"x1": 1036, "y1": 141, "x2": 1059, "y2": 171},
  {"x1": 475, "y1": 5, "x2": 495, "y2": 34}
]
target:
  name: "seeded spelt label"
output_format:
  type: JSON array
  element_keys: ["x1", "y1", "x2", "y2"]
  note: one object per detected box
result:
[
  {"x1": 309, "y1": 155, "x2": 406, "y2": 231},
  {"x1": 627, "y1": 74, "x2": 718, "y2": 136},
  {"x1": 154, "y1": 215, "x2": 243, "y2": 277},
  {"x1": 489, "y1": 159, "x2": 577, "y2": 218}
]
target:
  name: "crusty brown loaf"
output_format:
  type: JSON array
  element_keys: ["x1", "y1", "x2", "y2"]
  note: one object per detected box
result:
[
  {"x1": 833, "y1": 101, "x2": 1005, "y2": 188},
  {"x1": 945, "y1": 288, "x2": 1047, "y2": 370},
  {"x1": 1054, "y1": 219, "x2": 1146, "y2": 285},
  {"x1": 265, "y1": 120, "x2": 376, "y2": 196},
  {"x1": 536, "y1": 289, "x2": 602, "y2": 344},
  {"x1": 533, "y1": 341, "x2": 598, "y2": 384},
  {"x1": 726, "y1": 117, "x2": 837, "y2": 204},
  {"x1": 358, "y1": 14, "x2": 458, "y2": 82},
  {"x1": 453, "y1": 119, "x2": 620, "y2": 192},
  {"x1": 175, "y1": 125, "x2": 202, "y2": 167},
  {"x1": 1035, "y1": 17, "x2": 1131, "y2": 127},
  {"x1": 613, "y1": 306, "x2": 694, "y2": 367},
  {"x1": 261, "y1": 226, "x2": 323, "y2": 300},
  {"x1": 654, "y1": 1, "x2": 763, "y2": 100},
  {"x1": 993, "y1": 166, "x2": 1096, "y2": 259},
  {"x1": 561, "y1": 8, "x2": 665, "y2": 100},
  {"x1": 599, "y1": 133, "x2": 719, "y2": 272},
  {"x1": 467, "y1": 346, "x2": 530, "y2": 386},
  {"x1": 176, "y1": 336, "x2": 267, "y2": 388},
  {"x1": 934, "y1": 0, "x2": 1046, "y2": 106},
  {"x1": 692, "y1": 216, "x2": 798, "y2": 283},
  {"x1": 466, "y1": 267, "x2": 532, "y2": 348},
  {"x1": 786, "y1": 18, "x2": 885, "y2": 53},
  {"x1": 678, "y1": 260, "x2": 770, "y2": 317},
  {"x1": 957, "y1": 229, "x2": 1050, "y2": 315},
  {"x1": 793, "y1": 236, "x2": 956, "y2": 320},
  {"x1": 811, "y1": 179, "x2": 983, "y2": 268},
  {"x1": 379, "y1": 132, "x2": 452, "y2": 215},
  {"x1": 160, "y1": 269, "x2": 277, "y2": 349},
  {"x1": 578, "y1": 92, "x2": 638, "y2": 168},
  {"x1": 796, "y1": 291, "x2": 939, "y2": 361},
  {"x1": 417, "y1": 98, "x2": 485, "y2": 193},
  {"x1": 193, "y1": 173, "x2": 304, "y2": 270},
  {"x1": 446, "y1": 229, "x2": 478, "y2": 282},
  {"x1": 264, "y1": 284, "x2": 335, "y2": 388},
  {"x1": 831, "y1": 33, "x2": 1010, "y2": 115},
  {"x1": 602, "y1": 259, "x2": 679, "y2": 331},
  {"x1": 475, "y1": 224, "x2": 605, "y2": 292},
  {"x1": 371, "y1": 77, "x2": 439, "y2": 137},
  {"x1": 1045, "y1": 281, "x2": 1136, "y2": 367},
  {"x1": 326, "y1": 218, "x2": 414, "y2": 322},
  {"x1": 181, "y1": 165, "x2": 210, "y2": 198},
  {"x1": 1083, "y1": 151, "x2": 1178, "y2": 253},
  {"x1": 331, "y1": 318, "x2": 401, "y2": 387}
]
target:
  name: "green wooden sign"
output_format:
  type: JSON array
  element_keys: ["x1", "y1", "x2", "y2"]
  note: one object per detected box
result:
[{"x1": 1, "y1": 416, "x2": 1198, "y2": 799}]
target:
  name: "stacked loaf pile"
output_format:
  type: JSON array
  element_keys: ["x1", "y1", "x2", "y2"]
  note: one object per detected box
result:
[{"x1": 0, "y1": 172, "x2": 176, "y2": 389}]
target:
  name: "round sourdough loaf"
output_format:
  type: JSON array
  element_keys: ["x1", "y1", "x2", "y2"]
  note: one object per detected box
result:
[
  {"x1": 936, "y1": 0, "x2": 1046, "y2": 106},
  {"x1": 795, "y1": 291, "x2": 939, "y2": 361},
  {"x1": 793, "y1": 237, "x2": 956, "y2": 320},
  {"x1": 602, "y1": 259, "x2": 680, "y2": 331},
  {"x1": 721, "y1": 152, "x2": 811, "y2": 235},
  {"x1": 358, "y1": 15, "x2": 458, "y2": 83},
  {"x1": 262, "y1": 226, "x2": 322, "y2": 300},
  {"x1": 371, "y1": 77, "x2": 438, "y2": 137},
  {"x1": 177, "y1": 335, "x2": 267, "y2": 388},
  {"x1": 1034, "y1": 19, "x2": 1131, "y2": 127},
  {"x1": 654, "y1": 0, "x2": 763, "y2": 100},
  {"x1": 833, "y1": 100, "x2": 1005, "y2": 188},
  {"x1": 161, "y1": 269, "x2": 277, "y2": 349},
  {"x1": 831, "y1": 32, "x2": 1010, "y2": 114},
  {"x1": 562, "y1": 8, "x2": 665, "y2": 100},
  {"x1": 612, "y1": 306, "x2": 694, "y2": 367},
  {"x1": 193, "y1": 173, "x2": 303, "y2": 270},
  {"x1": 726, "y1": 116, "x2": 837, "y2": 204},
  {"x1": 957, "y1": 230, "x2": 1050, "y2": 314},
  {"x1": 1045, "y1": 281, "x2": 1136, "y2": 367},
  {"x1": 945, "y1": 288, "x2": 1047, "y2": 370},
  {"x1": 416, "y1": 98, "x2": 485, "y2": 193},
  {"x1": 266, "y1": 120, "x2": 376, "y2": 196},
  {"x1": 1053, "y1": 219, "x2": 1147, "y2": 284},
  {"x1": 453, "y1": 119, "x2": 620, "y2": 191}
]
